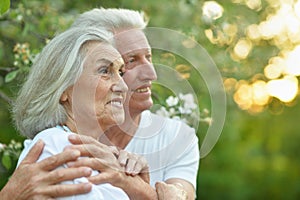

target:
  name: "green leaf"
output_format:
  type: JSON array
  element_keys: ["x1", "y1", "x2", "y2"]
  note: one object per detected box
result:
[
  {"x1": 1, "y1": 154, "x2": 12, "y2": 170},
  {"x1": 5, "y1": 70, "x2": 18, "y2": 83},
  {"x1": 0, "y1": 0, "x2": 10, "y2": 15}
]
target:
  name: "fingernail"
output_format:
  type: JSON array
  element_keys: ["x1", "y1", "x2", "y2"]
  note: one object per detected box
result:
[
  {"x1": 36, "y1": 139, "x2": 44, "y2": 145},
  {"x1": 84, "y1": 167, "x2": 92, "y2": 175},
  {"x1": 70, "y1": 150, "x2": 80, "y2": 157},
  {"x1": 83, "y1": 183, "x2": 92, "y2": 191},
  {"x1": 67, "y1": 161, "x2": 75, "y2": 167},
  {"x1": 64, "y1": 145, "x2": 72, "y2": 150},
  {"x1": 68, "y1": 134, "x2": 77, "y2": 140}
]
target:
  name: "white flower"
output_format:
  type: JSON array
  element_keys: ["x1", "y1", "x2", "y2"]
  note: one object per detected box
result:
[
  {"x1": 202, "y1": 1, "x2": 224, "y2": 21},
  {"x1": 17, "y1": 15, "x2": 23, "y2": 21},
  {"x1": 155, "y1": 106, "x2": 170, "y2": 117},
  {"x1": 169, "y1": 107, "x2": 176, "y2": 115},
  {"x1": 179, "y1": 106, "x2": 192, "y2": 114},
  {"x1": 179, "y1": 93, "x2": 197, "y2": 110},
  {"x1": 0, "y1": 143, "x2": 5, "y2": 150},
  {"x1": 166, "y1": 96, "x2": 179, "y2": 107}
]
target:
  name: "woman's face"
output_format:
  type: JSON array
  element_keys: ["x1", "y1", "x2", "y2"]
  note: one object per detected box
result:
[{"x1": 62, "y1": 41, "x2": 128, "y2": 137}]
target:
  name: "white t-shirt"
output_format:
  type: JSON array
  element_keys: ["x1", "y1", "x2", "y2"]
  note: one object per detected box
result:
[
  {"x1": 125, "y1": 110, "x2": 199, "y2": 189},
  {"x1": 17, "y1": 126, "x2": 129, "y2": 200},
  {"x1": 17, "y1": 110, "x2": 199, "y2": 198}
]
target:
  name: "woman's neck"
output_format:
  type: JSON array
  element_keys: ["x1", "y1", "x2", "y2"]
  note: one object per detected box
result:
[{"x1": 101, "y1": 114, "x2": 141, "y2": 149}]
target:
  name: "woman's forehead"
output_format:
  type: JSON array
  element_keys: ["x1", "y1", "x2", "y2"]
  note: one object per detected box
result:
[{"x1": 86, "y1": 42, "x2": 121, "y2": 61}]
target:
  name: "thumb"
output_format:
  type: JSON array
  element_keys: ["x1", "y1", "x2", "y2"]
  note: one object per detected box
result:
[{"x1": 155, "y1": 182, "x2": 166, "y2": 200}]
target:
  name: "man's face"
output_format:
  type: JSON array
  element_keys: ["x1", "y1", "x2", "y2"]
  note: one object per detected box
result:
[{"x1": 114, "y1": 29, "x2": 157, "y2": 117}]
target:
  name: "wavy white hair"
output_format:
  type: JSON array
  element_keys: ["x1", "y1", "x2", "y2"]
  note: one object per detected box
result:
[
  {"x1": 71, "y1": 8, "x2": 148, "y2": 33},
  {"x1": 13, "y1": 27, "x2": 113, "y2": 138}
]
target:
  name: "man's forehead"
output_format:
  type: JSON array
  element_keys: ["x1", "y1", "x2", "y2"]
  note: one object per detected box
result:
[{"x1": 114, "y1": 29, "x2": 150, "y2": 53}]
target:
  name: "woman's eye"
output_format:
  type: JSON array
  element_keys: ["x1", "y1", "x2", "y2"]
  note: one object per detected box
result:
[{"x1": 98, "y1": 67, "x2": 110, "y2": 75}]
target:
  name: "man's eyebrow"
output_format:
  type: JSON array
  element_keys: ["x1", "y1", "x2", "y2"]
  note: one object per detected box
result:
[{"x1": 124, "y1": 49, "x2": 152, "y2": 56}]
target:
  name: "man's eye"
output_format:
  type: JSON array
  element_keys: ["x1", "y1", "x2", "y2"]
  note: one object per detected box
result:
[
  {"x1": 146, "y1": 54, "x2": 152, "y2": 62},
  {"x1": 128, "y1": 57, "x2": 135, "y2": 63}
]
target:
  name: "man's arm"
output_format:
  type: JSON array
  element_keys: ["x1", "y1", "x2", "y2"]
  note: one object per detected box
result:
[
  {"x1": 165, "y1": 178, "x2": 194, "y2": 200},
  {"x1": 67, "y1": 134, "x2": 158, "y2": 200},
  {"x1": 0, "y1": 139, "x2": 92, "y2": 200}
]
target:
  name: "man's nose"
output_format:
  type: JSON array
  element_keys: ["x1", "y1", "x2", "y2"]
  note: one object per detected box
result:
[{"x1": 139, "y1": 62, "x2": 157, "y2": 81}]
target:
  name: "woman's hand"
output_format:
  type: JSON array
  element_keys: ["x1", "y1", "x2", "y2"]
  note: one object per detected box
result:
[
  {"x1": 66, "y1": 134, "x2": 149, "y2": 184},
  {"x1": 115, "y1": 148, "x2": 150, "y2": 183}
]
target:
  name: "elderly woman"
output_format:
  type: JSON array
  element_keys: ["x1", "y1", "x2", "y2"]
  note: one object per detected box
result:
[{"x1": 13, "y1": 27, "x2": 151, "y2": 199}]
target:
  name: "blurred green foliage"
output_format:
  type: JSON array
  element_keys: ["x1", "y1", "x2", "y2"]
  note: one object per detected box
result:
[{"x1": 0, "y1": 0, "x2": 300, "y2": 199}]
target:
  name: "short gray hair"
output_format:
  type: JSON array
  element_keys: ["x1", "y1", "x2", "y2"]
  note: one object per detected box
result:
[
  {"x1": 71, "y1": 8, "x2": 148, "y2": 33},
  {"x1": 13, "y1": 27, "x2": 113, "y2": 138}
]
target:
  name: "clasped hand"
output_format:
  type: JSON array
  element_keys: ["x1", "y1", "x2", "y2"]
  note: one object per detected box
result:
[{"x1": 66, "y1": 134, "x2": 150, "y2": 185}]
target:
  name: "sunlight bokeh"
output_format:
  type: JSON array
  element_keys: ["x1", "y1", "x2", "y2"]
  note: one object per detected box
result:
[{"x1": 206, "y1": 0, "x2": 300, "y2": 112}]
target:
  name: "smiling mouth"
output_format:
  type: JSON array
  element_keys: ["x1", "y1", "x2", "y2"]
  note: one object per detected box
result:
[
  {"x1": 107, "y1": 99, "x2": 123, "y2": 106},
  {"x1": 135, "y1": 87, "x2": 150, "y2": 93}
]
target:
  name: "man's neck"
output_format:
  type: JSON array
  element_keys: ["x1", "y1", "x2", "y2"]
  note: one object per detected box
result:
[{"x1": 101, "y1": 113, "x2": 142, "y2": 149}]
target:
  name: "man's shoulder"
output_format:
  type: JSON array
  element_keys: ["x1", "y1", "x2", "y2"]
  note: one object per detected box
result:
[{"x1": 147, "y1": 111, "x2": 195, "y2": 132}]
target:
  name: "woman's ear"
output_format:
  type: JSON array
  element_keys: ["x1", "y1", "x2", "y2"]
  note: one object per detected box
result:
[{"x1": 60, "y1": 91, "x2": 69, "y2": 103}]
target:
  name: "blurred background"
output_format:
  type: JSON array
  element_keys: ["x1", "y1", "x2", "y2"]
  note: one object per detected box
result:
[{"x1": 0, "y1": 0, "x2": 300, "y2": 199}]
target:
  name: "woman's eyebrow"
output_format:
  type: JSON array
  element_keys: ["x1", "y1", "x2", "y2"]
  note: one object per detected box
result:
[{"x1": 95, "y1": 58, "x2": 112, "y2": 65}]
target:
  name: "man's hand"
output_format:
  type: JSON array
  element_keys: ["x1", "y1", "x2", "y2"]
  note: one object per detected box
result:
[
  {"x1": 155, "y1": 182, "x2": 188, "y2": 200},
  {"x1": 67, "y1": 134, "x2": 156, "y2": 200},
  {"x1": 0, "y1": 139, "x2": 92, "y2": 200},
  {"x1": 67, "y1": 134, "x2": 150, "y2": 183}
]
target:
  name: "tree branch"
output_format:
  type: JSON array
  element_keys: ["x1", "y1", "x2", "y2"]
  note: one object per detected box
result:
[{"x1": 0, "y1": 90, "x2": 13, "y2": 105}]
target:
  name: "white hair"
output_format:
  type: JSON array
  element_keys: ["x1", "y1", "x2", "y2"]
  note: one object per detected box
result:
[
  {"x1": 13, "y1": 27, "x2": 113, "y2": 138},
  {"x1": 71, "y1": 8, "x2": 148, "y2": 33}
]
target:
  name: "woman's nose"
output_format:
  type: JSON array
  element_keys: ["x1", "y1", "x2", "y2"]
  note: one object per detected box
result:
[{"x1": 112, "y1": 76, "x2": 128, "y2": 93}]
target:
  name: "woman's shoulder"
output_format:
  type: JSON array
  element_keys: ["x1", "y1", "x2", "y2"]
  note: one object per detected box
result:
[{"x1": 18, "y1": 126, "x2": 74, "y2": 166}]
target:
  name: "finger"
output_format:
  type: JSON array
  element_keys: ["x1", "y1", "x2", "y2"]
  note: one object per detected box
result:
[
  {"x1": 43, "y1": 182, "x2": 92, "y2": 197},
  {"x1": 132, "y1": 161, "x2": 142, "y2": 175},
  {"x1": 68, "y1": 134, "x2": 97, "y2": 145},
  {"x1": 47, "y1": 167, "x2": 92, "y2": 184},
  {"x1": 87, "y1": 172, "x2": 113, "y2": 185},
  {"x1": 134, "y1": 156, "x2": 149, "y2": 175},
  {"x1": 125, "y1": 158, "x2": 137, "y2": 175},
  {"x1": 118, "y1": 150, "x2": 128, "y2": 167},
  {"x1": 155, "y1": 182, "x2": 165, "y2": 200},
  {"x1": 108, "y1": 146, "x2": 119, "y2": 157},
  {"x1": 38, "y1": 150, "x2": 81, "y2": 171},
  {"x1": 67, "y1": 157, "x2": 95, "y2": 168},
  {"x1": 65, "y1": 144, "x2": 109, "y2": 158},
  {"x1": 21, "y1": 139, "x2": 44, "y2": 164},
  {"x1": 67, "y1": 157, "x2": 112, "y2": 171}
]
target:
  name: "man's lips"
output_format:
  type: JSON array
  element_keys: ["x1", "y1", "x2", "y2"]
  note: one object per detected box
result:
[{"x1": 134, "y1": 87, "x2": 150, "y2": 93}]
